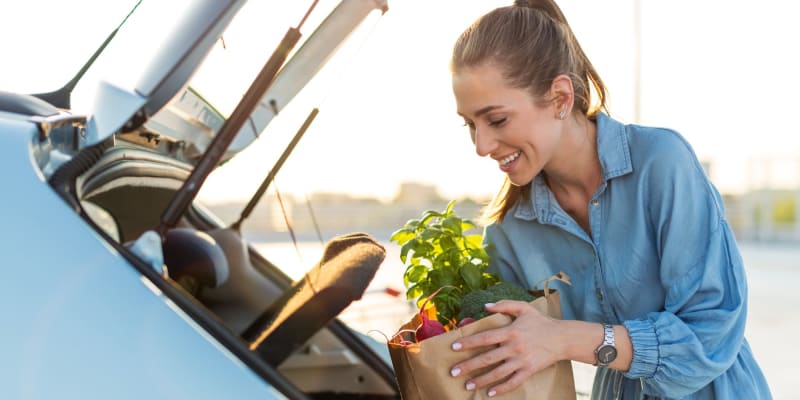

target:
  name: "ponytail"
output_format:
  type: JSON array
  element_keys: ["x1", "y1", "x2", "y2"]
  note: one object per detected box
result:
[{"x1": 510, "y1": 0, "x2": 608, "y2": 117}]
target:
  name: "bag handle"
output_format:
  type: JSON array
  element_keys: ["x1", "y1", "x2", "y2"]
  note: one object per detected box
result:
[{"x1": 533, "y1": 271, "x2": 571, "y2": 298}]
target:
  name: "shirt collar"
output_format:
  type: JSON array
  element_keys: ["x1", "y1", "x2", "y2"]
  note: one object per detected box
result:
[
  {"x1": 513, "y1": 112, "x2": 633, "y2": 222},
  {"x1": 595, "y1": 112, "x2": 633, "y2": 181}
]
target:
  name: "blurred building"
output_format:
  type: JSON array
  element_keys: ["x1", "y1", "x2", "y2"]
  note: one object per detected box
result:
[
  {"x1": 723, "y1": 157, "x2": 800, "y2": 242},
  {"x1": 205, "y1": 170, "x2": 800, "y2": 244},
  {"x1": 391, "y1": 182, "x2": 442, "y2": 207}
]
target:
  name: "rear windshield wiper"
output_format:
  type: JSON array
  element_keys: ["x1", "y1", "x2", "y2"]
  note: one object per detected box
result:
[{"x1": 231, "y1": 107, "x2": 318, "y2": 231}]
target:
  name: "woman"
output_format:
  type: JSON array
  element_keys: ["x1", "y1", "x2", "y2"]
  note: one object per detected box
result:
[{"x1": 446, "y1": 1, "x2": 772, "y2": 398}]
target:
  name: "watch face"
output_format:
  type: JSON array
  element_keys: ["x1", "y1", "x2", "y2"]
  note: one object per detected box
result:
[{"x1": 597, "y1": 345, "x2": 618, "y2": 365}]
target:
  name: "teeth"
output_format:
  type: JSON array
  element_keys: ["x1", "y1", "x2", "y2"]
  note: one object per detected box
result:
[{"x1": 500, "y1": 151, "x2": 521, "y2": 166}]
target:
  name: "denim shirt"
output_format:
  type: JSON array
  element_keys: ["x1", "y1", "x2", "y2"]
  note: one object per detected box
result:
[{"x1": 483, "y1": 113, "x2": 771, "y2": 399}]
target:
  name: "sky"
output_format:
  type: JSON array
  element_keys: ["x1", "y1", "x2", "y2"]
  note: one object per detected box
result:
[
  {"x1": 197, "y1": 0, "x2": 800, "y2": 204},
  {"x1": 3, "y1": 1, "x2": 799, "y2": 204}
]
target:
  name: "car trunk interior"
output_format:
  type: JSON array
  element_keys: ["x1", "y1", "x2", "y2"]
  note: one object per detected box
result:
[{"x1": 76, "y1": 142, "x2": 399, "y2": 399}]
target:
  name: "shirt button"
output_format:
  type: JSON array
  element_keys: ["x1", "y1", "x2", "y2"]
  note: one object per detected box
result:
[
  {"x1": 591, "y1": 199, "x2": 600, "y2": 206},
  {"x1": 596, "y1": 288, "x2": 604, "y2": 300}
]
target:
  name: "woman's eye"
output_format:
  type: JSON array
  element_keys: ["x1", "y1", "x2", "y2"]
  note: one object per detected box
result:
[{"x1": 488, "y1": 117, "x2": 507, "y2": 127}]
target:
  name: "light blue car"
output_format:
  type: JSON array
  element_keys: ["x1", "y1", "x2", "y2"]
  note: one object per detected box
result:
[{"x1": 0, "y1": 1, "x2": 400, "y2": 399}]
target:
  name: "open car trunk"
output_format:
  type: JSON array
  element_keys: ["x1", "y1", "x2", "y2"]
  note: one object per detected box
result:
[
  {"x1": 77, "y1": 143, "x2": 399, "y2": 399},
  {"x1": 18, "y1": 0, "x2": 401, "y2": 398}
]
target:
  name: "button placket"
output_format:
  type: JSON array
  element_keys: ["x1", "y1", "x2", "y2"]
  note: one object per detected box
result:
[
  {"x1": 594, "y1": 252, "x2": 605, "y2": 304},
  {"x1": 590, "y1": 195, "x2": 605, "y2": 308},
  {"x1": 590, "y1": 185, "x2": 618, "y2": 322}
]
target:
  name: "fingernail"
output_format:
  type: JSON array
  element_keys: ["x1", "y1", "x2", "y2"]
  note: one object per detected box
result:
[
  {"x1": 488, "y1": 389, "x2": 497, "y2": 397},
  {"x1": 484, "y1": 302, "x2": 496, "y2": 309},
  {"x1": 465, "y1": 382, "x2": 476, "y2": 391},
  {"x1": 451, "y1": 342, "x2": 462, "y2": 351},
  {"x1": 450, "y1": 368, "x2": 461, "y2": 377}
]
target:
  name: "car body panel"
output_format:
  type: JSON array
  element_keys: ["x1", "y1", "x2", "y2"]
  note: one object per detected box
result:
[{"x1": 0, "y1": 118, "x2": 283, "y2": 399}]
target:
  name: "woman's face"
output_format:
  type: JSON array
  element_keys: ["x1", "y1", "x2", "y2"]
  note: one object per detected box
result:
[{"x1": 452, "y1": 62, "x2": 562, "y2": 186}]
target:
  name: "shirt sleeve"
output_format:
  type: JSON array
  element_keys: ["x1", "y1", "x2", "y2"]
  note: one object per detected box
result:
[{"x1": 622, "y1": 131, "x2": 749, "y2": 398}]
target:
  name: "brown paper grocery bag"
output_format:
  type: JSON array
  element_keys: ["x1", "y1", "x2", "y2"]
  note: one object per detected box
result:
[{"x1": 388, "y1": 288, "x2": 576, "y2": 400}]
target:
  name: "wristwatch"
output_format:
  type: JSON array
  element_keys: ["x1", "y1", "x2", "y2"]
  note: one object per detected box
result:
[{"x1": 594, "y1": 323, "x2": 617, "y2": 367}]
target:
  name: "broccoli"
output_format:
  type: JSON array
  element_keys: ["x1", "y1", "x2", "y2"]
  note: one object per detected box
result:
[{"x1": 457, "y1": 281, "x2": 537, "y2": 321}]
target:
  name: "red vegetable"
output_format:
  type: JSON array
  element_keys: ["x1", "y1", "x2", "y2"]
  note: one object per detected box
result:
[
  {"x1": 414, "y1": 287, "x2": 447, "y2": 341},
  {"x1": 416, "y1": 316, "x2": 446, "y2": 341}
]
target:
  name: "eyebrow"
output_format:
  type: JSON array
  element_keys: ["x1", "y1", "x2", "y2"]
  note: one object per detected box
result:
[{"x1": 458, "y1": 105, "x2": 503, "y2": 118}]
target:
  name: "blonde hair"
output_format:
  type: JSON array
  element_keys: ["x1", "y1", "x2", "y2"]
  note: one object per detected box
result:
[{"x1": 451, "y1": 0, "x2": 608, "y2": 224}]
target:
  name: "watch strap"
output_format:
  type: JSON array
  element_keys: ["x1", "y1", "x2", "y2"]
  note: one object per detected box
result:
[
  {"x1": 602, "y1": 323, "x2": 615, "y2": 346},
  {"x1": 594, "y1": 323, "x2": 617, "y2": 366}
]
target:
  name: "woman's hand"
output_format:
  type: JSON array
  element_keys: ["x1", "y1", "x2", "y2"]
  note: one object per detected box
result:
[{"x1": 449, "y1": 300, "x2": 565, "y2": 397}]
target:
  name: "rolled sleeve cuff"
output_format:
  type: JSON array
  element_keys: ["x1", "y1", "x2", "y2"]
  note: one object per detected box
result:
[{"x1": 622, "y1": 319, "x2": 660, "y2": 379}]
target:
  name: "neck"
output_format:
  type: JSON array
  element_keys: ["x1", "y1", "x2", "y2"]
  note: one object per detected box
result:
[{"x1": 544, "y1": 116, "x2": 602, "y2": 199}]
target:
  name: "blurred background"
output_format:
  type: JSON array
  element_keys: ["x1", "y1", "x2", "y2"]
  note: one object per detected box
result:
[{"x1": 2, "y1": 0, "x2": 797, "y2": 398}]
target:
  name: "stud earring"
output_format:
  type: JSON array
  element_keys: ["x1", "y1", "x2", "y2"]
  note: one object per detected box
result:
[{"x1": 558, "y1": 110, "x2": 566, "y2": 120}]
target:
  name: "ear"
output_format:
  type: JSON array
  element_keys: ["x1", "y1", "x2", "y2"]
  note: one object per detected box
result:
[{"x1": 549, "y1": 74, "x2": 574, "y2": 119}]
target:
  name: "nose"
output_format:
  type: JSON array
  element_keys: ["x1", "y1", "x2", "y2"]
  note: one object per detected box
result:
[{"x1": 473, "y1": 125, "x2": 496, "y2": 158}]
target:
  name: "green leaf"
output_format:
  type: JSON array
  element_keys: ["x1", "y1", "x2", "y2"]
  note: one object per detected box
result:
[
  {"x1": 420, "y1": 210, "x2": 443, "y2": 226},
  {"x1": 439, "y1": 235, "x2": 457, "y2": 252},
  {"x1": 420, "y1": 228, "x2": 443, "y2": 241},
  {"x1": 444, "y1": 200, "x2": 456, "y2": 214},
  {"x1": 429, "y1": 268, "x2": 454, "y2": 289},
  {"x1": 390, "y1": 229, "x2": 416, "y2": 245},
  {"x1": 464, "y1": 233, "x2": 483, "y2": 248},
  {"x1": 406, "y1": 284, "x2": 423, "y2": 300},
  {"x1": 403, "y1": 263, "x2": 427, "y2": 287},
  {"x1": 442, "y1": 216, "x2": 463, "y2": 236},
  {"x1": 438, "y1": 246, "x2": 456, "y2": 265},
  {"x1": 460, "y1": 263, "x2": 482, "y2": 291},
  {"x1": 405, "y1": 264, "x2": 428, "y2": 285},
  {"x1": 399, "y1": 240, "x2": 415, "y2": 264},
  {"x1": 411, "y1": 242, "x2": 434, "y2": 261},
  {"x1": 461, "y1": 219, "x2": 476, "y2": 231}
]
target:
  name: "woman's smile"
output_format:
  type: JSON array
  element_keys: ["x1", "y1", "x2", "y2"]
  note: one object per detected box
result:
[{"x1": 498, "y1": 150, "x2": 522, "y2": 172}]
